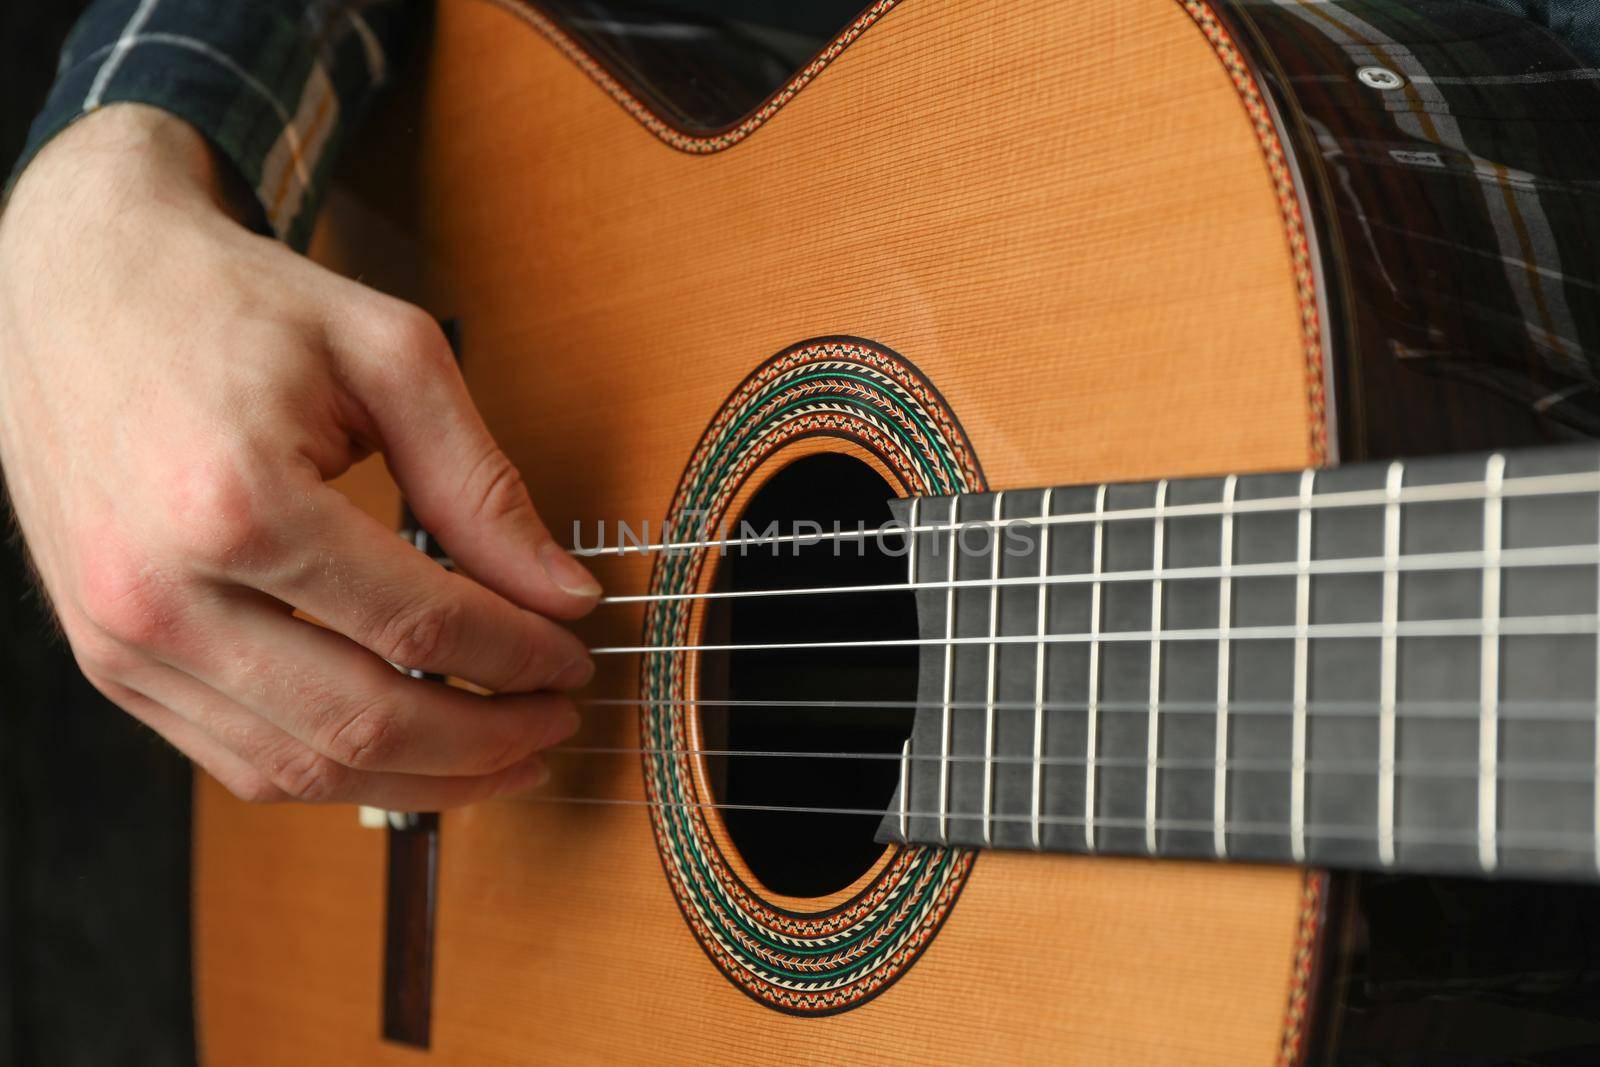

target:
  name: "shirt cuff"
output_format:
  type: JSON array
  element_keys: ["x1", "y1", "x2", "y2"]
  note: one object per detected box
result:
[{"x1": 11, "y1": 1, "x2": 408, "y2": 252}]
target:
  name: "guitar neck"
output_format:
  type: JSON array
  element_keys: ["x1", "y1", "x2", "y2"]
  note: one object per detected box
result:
[{"x1": 880, "y1": 445, "x2": 1600, "y2": 882}]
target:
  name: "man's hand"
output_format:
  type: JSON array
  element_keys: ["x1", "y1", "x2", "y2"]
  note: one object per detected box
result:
[{"x1": 0, "y1": 105, "x2": 600, "y2": 809}]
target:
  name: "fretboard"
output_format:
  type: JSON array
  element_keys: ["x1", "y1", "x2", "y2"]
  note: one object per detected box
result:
[{"x1": 877, "y1": 445, "x2": 1600, "y2": 882}]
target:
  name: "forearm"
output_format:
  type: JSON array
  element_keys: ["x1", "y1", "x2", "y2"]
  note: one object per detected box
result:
[
  {"x1": 10, "y1": 0, "x2": 419, "y2": 250},
  {"x1": 8, "y1": 105, "x2": 251, "y2": 233}
]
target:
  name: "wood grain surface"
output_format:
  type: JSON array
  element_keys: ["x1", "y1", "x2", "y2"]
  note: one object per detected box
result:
[{"x1": 195, "y1": 0, "x2": 1323, "y2": 1062}]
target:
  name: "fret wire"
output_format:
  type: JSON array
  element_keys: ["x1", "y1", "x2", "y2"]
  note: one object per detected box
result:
[
  {"x1": 1085, "y1": 485, "x2": 1107, "y2": 851},
  {"x1": 939, "y1": 500, "x2": 958, "y2": 845},
  {"x1": 1291, "y1": 469, "x2": 1315, "y2": 863},
  {"x1": 590, "y1": 612, "x2": 1600, "y2": 656},
  {"x1": 1147, "y1": 480, "x2": 1168, "y2": 856},
  {"x1": 982, "y1": 492, "x2": 1005, "y2": 846},
  {"x1": 1215, "y1": 474, "x2": 1237, "y2": 860},
  {"x1": 559, "y1": 746, "x2": 1600, "y2": 782},
  {"x1": 907, "y1": 497, "x2": 921, "y2": 586},
  {"x1": 1379, "y1": 461, "x2": 1404, "y2": 868},
  {"x1": 1479, "y1": 455, "x2": 1505, "y2": 873},
  {"x1": 573, "y1": 467, "x2": 1600, "y2": 557},
  {"x1": 1030, "y1": 487, "x2": 1055, "y2": 851},
  {"x1": 597, "y1": 543, "x2": 1600, "y2": 606},
  {"x1": 902, "y1": 498, "x2": 919, "y2": 843},
  {"x1": 898, "y1": 738, "x2": 911, "y2": 840},
  {"x1": 521, "y1": 794, "x2": 1600, "y2": 852}
]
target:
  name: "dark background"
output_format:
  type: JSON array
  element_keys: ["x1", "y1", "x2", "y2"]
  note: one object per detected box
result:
[{"x1": 1, "y1": 4, "x2": 196, "y2": 1066}]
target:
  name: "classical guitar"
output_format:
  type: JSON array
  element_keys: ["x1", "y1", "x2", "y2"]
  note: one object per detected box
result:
[{"x1": 194, "y1": 1, "x2": 1600, "y2": 1063}]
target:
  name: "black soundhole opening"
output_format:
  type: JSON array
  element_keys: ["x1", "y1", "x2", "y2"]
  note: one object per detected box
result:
[{"x1": 699, "y1": 453, "x2": 918, "y2": 899}]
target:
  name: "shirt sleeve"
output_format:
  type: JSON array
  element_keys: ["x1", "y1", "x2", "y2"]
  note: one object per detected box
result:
[
  {"x1": 1465, "y1": 0, "x2": 1600, "y2": 66},
  {"x1": 11, "y1": 0, "x2": 420, "y2": 251}
]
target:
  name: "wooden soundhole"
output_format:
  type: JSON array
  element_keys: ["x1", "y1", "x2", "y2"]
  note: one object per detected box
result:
[{"x1": 639, "y1": 338, "x2": 980, "y2": 1013}]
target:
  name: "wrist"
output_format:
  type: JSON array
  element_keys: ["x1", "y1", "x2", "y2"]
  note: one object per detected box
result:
[{"x1": 6, "y1": 104, "x2": 255, "y2": 230}]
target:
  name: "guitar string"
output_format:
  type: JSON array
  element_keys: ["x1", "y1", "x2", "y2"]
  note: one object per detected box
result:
[
  {"x1": 511, "y1": 793, "x2": 1600, "y2": 852},
  {"x1": 591, "y1": 544, "x2": 1600, "y2": 607},
  {"x1": 585, "y1": 613, "x2": 1597, "y2": 656},
  {"x1": 546, "y1": 745, "x2": 1600, "y2": 783},
  {"x1": 574, "y1": 696, "x2": 1600, "y2": 721},
  {"x1": 569, "y1": 467, "x2": 1600, "y2": 558}
]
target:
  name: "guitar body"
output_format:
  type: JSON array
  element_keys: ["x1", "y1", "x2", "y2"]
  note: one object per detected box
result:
[{"x1": 192, "y1": 1, "x2": 1600, "y2": 1063}]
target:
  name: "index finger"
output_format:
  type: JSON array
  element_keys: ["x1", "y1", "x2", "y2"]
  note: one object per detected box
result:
[
  {"x1": 246, "y1": 486, "x2": 594, "y2": 694},
  {"x1": 175, "y1": 590, "x2": 582, "y2": 779}
]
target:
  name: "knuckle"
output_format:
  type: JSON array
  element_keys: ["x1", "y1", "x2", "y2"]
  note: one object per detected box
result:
[
  {"x1": 366, "y1": 598, "x2": 460, "y2": 671},
  {"x1": 69, "y1": 627, "x2": 142, "y2": 682},
  {"x1": 368, "y1": 597, "x2": 459, "y2": 671},
  {"x1": 504, "y1": 626, "x2": 564, "y2": 691},
  {"x1": 461, "y1": 723, "x2": 527, "y2": 777},
  {"x1": 267, "y1": 746, "x2": 350, "y2": 803},
  {"x1": 384, "y1": 303, "x2": 451, "y2": 372},
  {"x1": 262, "y1": 739, "x2": 353, "y2": 806},
  {"x1": 223, "y1": 771, "x2": 289, "y2": 806},
  {"x1": 323, "y1": 697, "x2": 403, "y2": 772},
  {"x1": 72, "y1": 546, "x2": 183, "y2": 650},
  {"x1": 166, "y1": 452, "x2": 279, "y2": 571},
  {"x1": 208, "y1": 713, "x2": 267, "y2": 761},
  {"x1": 460, "y1": 447, "x2": 532, "y2": 528}
]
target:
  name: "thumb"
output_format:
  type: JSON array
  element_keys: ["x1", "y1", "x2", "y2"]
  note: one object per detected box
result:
[{"x1": 329, "y1": 299, "x2": 601, "y2": 619}]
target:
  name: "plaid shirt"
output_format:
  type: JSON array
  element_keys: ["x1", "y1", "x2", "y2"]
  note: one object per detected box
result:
[
  {"x1": 14, "y1": 0, "x2": 418, "y2": 251},
  {"x1": 12, "y1": 0, "x2": 1600, "y2": 258}
]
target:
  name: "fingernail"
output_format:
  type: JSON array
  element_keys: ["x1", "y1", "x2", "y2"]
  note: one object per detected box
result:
[
  {"x1": 540, "y1": 541, "x2": 602, "y2": 599},
  {"x1": 551, "y1": 654, "x2": 595, "y2": 690}
]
